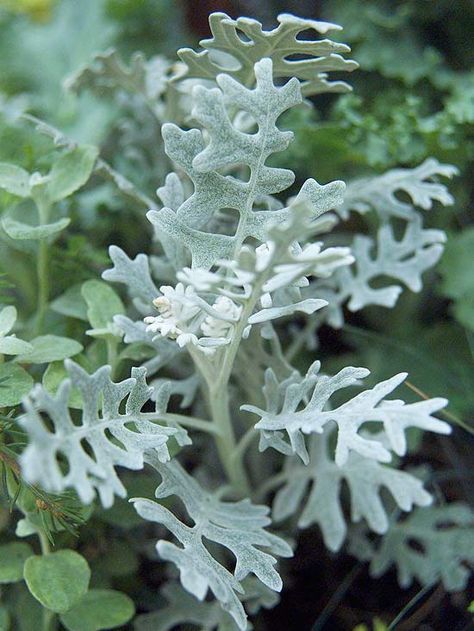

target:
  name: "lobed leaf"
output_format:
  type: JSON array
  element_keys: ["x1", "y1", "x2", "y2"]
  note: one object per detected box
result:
[
  {"x1": 132, "y1": 455, "x2": 292, "y2": 630},
  {"x1": 244, "y1": 361, "x2": 449, "y2": 466},
  {"x1": 272, "y1": 431, "x2": 432, "y2": 552},
  {"x1": 150, "y1": 58, "x2": 346, "y2": 270},
  {"x1": 351, "y1": 504, "x2": 474, "y2": 592},
  {"x1": 174, "y1": 12, "x2": 357, "y2": 95},
  {"x1": 340, "y1": 158, "x2": 458, "y2": 221},
  {"x1": 19, "y1": 360, "x2": 184, "y2": 507}
]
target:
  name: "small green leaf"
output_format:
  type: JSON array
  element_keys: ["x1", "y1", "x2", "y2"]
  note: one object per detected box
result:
[
  {"x1": 0, "y1": 363, "x2": 33, "y2": 407},
  {"x1": 50, "y1": 285, "x2": 88, "y2": 321},
  {"x1": 81, "y1": 279, "x2": 124, "y2": 329},
  {"x1": 0, "y1": 543, "x2": 33, "y2": 583},
  {"x1": 43, "y1": 361, "x2": 83, "y2": 409},
  {"x1": 15, "y1": 518, "x2": 38, "y2": 539},
  {"x1": 23, "y1": 550, "x2": 90, "y2": 614},
  {"x1": 60, "y1": 589, "x2": 135, "y2": 631},
  {"x1": 47, "y1": 146, "x2": 98, "y2": 202},
  {"x1": 16, "y1": 335, "x2": 83, "y2": 364},
  {"x1": 0, "y1": 163, "x2": 31, "y2": 197},
  {"x1": 1, "y1": 216, "x2": 70, "y2": 240},
  {"x1": 0, "y1": 306, "x2": 17, "y2": 336},
  {"x1": 0, "y1": 337, "x2": 33, "y2": 355}
]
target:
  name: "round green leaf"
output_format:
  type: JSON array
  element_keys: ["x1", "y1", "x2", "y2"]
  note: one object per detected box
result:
[
  {"x1": 50, "y1": 285, "x2": 88, "y2": 321},
  {"x1": 60, "y1": 589, "x2": 135, "y2": 631},
  {"x1": 43, "y1": 361, "x2": 83, "y2": 409},
  {"x1": 23, "y1": 550, "x2": 90, "y2": 613},
  {"x1": 81, "y1": 280, "x2": 124, "y2": 330},
  {"x1": 0, "y1": 306, "x2": 16, "y2": 336},
  {"x1": 0, "y1": 542, "x2": 33, "y2": 583},
  {"x1": 15, "y1": 335, "x2": 83, "y2": 364},
  {"x1": 47, "y1": 145, "x2": 98, "y2": 202},
  {"x1": 0, "y1": 363, "x2": 33, "y2": 407},
  {"x1": 0, "y1": 163, "x2": 31, "y2": 197},
  {"x1": 0, "y1": 336, "x2": 33, "y2": 356}
]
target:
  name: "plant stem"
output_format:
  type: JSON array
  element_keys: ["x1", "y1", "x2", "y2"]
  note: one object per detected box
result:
[
  {"x1": 200, "y1": 238, "x2": 294, "y2": 495},
  {"x1": 38, "y1": 530, "x2": 57, "y2": 631},
  {"x1": 164, "y1": 413, "x2": 222, "y2": 436},
  {"x1": 208, "y1": 385, "x2": 250, "y2": 497},
  {"x1": 34, "y1": 194, "x2": 52, "y2": 336},
  {"x1": 311, "y1": 563, "x2": 363, "y2": 631},
  {"x1": 387, "y1": 583, "x2": 435, "y2": 631},
  {"x1": 106, "y1": 338, "x2": 119, "y2": 380},
  {"x1": 36, "y1": 239, "x2": 49, "y2": 335},
  {"x1": 38, "y1": 529, "x2": 51, "y2": 555}
]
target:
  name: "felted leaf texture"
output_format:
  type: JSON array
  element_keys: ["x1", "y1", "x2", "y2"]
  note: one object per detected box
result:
[
  {"x1": 135, "y1": 579, "x2": 278, "y2": 631},
  {"x1": 272, "y1": 431, "x2": 432, "y2": 552},
  {"x1": 102, "y1": 245, "x2": 159, "y2": 314},
  {"x1": 132, "y1": 455, "x2": 292, "y2": 630},
  {"x1": 351, "y1": 504, "x2": 474, "y2": 592},
  {"x1": 340, "y1": 158, "x2": 458, "y2": 221},
  {"x1": 142, "y1": 199, "x2": 353, "y2": 355},
  {"x1": 65, "y1": 48, "x2": 172, "y2": 126},
  {"x1": 134, "y1": 582, "x2": 238, "y2": 631},
  {"x1": 148, "y1": 57, "x2": 346, "y2": 270},
  {"x1": 315, "y1": 215, "x2": 446, "y2": 327},
  {"x1": 243, "y1": 361, "x2": 449, "y2": 466},
  {"x1": 19, "y1": 360, "x2": 186, "y2": 508},
  {"x1": 174, "y1": 12, "x2": 358, "y2": 95}
]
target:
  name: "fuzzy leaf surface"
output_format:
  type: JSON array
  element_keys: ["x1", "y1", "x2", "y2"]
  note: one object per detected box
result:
[
  {"x1": 244, "y1": 361, "x2": 449, "y2": 466},
  {"x1": 340, "y1": 158, "x2": 457, "y2": 221},
  {"x1": 132, "y1": 455, "x2": 292, "y2": 630},
  {"x1": 175, "y1": 12, "x2": 357, "y2": 95},
  {"x1": 353, "y1": 504, "x2": 474, "y2": 591},
  {"x1": 19, "y1": 360, "x2": 182, "y2": 507},
  {"x1": 273, "y1": 432, "x2": 432, "y2": 552},
  {"x1": 149, "y1": 58, "x2": 345, "y2": 269}
]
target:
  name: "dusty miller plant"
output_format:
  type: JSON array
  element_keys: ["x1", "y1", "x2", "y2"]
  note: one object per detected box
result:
[{"x1": 1, "y1": 12, "x2": 472, "y2": 631}]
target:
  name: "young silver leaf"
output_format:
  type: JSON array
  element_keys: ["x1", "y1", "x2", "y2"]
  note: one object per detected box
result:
[
  {"x1": 273, "y1": 432, "x2": 432, "y2": 552},
  {"x1": 351, "y1": 504, "x2": 474, "y2": 592},
  {"x1": 113, "y1": 314, "x2": 183, "y2": 376},
  {"x1": 19, "y1": 360, "x2": 182, "y2": 508},
  {"x1": 149, "y1": 58, "x2": 345, "y2": 270},
  {"x1": 174, "y1": 12, "x2": 357, "y2": 95},
  {"x1": 244, "y1": 361, "x2": 449, "y2": 466},
  {"x1": 132, "y1": 455, "x2": 292, "y2": 631},
  {"x1": 340, "y1": 158, "x2": 458, "y2": 221}
]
